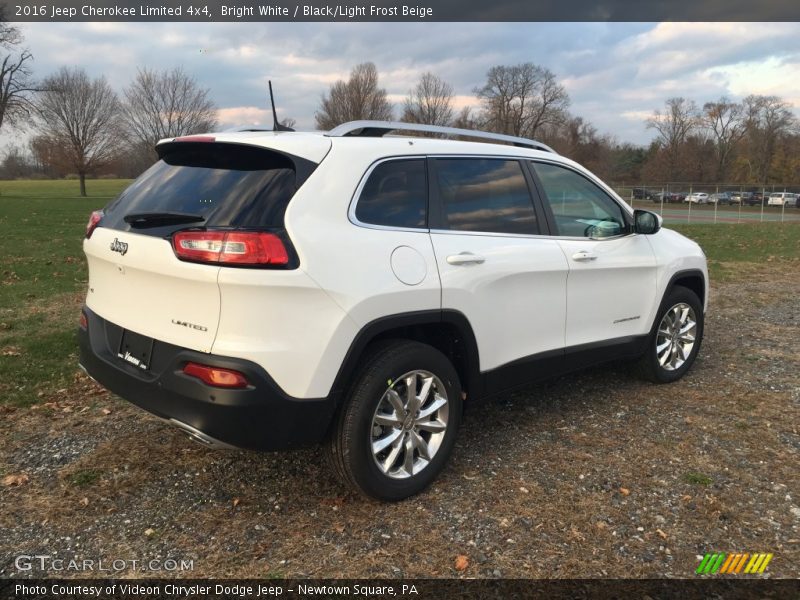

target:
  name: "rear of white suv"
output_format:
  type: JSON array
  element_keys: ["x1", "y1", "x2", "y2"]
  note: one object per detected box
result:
[{"x1": 80, "y1": 123, "x2": 708, "y2": 501}]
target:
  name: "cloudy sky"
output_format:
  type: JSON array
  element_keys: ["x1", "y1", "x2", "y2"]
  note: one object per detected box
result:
[{"x1": 4, "y1": 21, "x2": 800, "y2": 148}]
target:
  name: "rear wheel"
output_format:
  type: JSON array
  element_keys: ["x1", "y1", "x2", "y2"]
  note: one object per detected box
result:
[
  {"x1": 329, "y1": 340, "x2": 462, "y2": 501},
  {"x1": 637, "y1": 286, "x2": 704, "y2": 383}
]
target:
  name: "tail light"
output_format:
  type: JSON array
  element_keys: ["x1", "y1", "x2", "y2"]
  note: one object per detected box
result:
[
  {"x1": 183, "y1": 362, "x2": 249, "y2": 388},
  {"x1": 172, "y1": 231, "x2": 289, "y2": 266},
  {"x1": 79, "y1": 311, "x2": 88, "y2": 330},
  {"x1": 86, "y1": 210, "x2": 103, "y2": 238}
]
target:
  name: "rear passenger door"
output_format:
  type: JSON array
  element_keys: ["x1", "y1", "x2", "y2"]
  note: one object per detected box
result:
[{"x1": 428, "y1": 157, "x2": 569, "y2": 377}]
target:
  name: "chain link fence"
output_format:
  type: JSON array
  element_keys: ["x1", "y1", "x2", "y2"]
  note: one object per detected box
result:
[{"x1": 610, "y1": 183, "x2": 800, "y2": 224}]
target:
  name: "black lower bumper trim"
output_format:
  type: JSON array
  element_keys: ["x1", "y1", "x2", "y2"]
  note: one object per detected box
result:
[{"x1": 78, "y1": 307, "x2": 336, "y2": 451}]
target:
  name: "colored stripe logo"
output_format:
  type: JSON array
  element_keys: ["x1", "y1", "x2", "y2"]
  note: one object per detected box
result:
[{"x1": 696, "y1": 553, "x2": 773, "y2": 574}]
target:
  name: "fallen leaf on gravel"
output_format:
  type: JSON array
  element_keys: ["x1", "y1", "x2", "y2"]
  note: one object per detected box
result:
[
  {"x1": 454, "y1": 555, "x2": 469, "y2": 571},
  {"x1": 80, "y1": 497, "x2": 89, "y2": 507},
  {"x1": 334, "y1": 523, "x2": 345, "y2": 533},
  {"x1": 519, "y1": 486, "x2": 529, "y2": 493},
  {"x1": 101, "y1": 408, "x2": 112, "y2": 415},
  {"x1": 144, "y1": 528, "x2": 155, "y2": 537},
  {"x1": 232, "y1": 498, "x2": 241, "y2": 507},
  {"x1": 656, "y1": 529, "x2": 668, "y2": 540},
  {"x1": 3, "y1": 473, "x2": 30, "y2": 486},
  {"x1": 596, "y1": 521, "x2": 607, "y2": 530},
  {"x1": 620, "y1": 487, "x2": 631, "y2": 496},
  {"x1": 682, "y1": 495, "x2": 693, "y2": 501}
]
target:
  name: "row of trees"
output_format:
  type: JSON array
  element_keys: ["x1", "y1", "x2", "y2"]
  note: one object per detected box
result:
[
  {"x1": 645, "y1": 95, "x2": 797, "y2": 185},
  {"x1": 2, "y1": 14, "x2": 799, "y2": 190},
  {"x1": 314, "y1": 62, "x2": 800, "y2": 186},
  {"x1": 0, "y1": 16, "x2": 217, "y2": 194}
]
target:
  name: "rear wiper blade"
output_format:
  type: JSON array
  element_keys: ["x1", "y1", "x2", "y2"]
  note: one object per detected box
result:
[{"x1": 124, "y1": 212, "x2": 206, "y2": 227}]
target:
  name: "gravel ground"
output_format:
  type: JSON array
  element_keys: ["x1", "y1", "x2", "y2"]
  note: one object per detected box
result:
[{"x1": 1, "y1": 261, "x2": 798, "y2": 580}]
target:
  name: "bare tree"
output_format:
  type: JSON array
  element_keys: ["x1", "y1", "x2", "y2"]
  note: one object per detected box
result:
[
  {"x1": 401, "y1": 72, "x2": 454, "y2": 128},
  {"x1": 122, "y1": 67, "x2": 217, "y2": 161},
  {"x1": 315, "y1": 62, "x2": 393, "y2": 130},
  {"x1": 702, "y1": 97, "x2": 747, "y2": 181},
  {"x1": 646, "y1": 97, "x2": 699, "y2": 180},
  {"x1": 742, "y1": 95, "x2": 796, "y2": 185},
  {"x1": 36, "y1": 67, "x2": 122, "y2": 196},
  {"x1": 475, "y1": 63, "x2": 570, "y2": 139},
  {"x1": 0, "y1": 7, "x2": 22, "y2": 48},
  {"x1": 0, "y1": 11, "x2": 36, "y2": 133}
]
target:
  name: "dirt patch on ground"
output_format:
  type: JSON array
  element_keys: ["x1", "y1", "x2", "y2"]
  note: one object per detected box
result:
[{"x1": 1, "y1": 262, "x2": 798, "y2": 579}]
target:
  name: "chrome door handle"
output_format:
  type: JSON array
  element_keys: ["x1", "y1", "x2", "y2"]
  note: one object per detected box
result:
[
  {"x1": 446, "y1": 252, "x2": 486, "y2": 265},
  {"x1": 572, "y1": 250, "x2": 598, "y2": 261}
]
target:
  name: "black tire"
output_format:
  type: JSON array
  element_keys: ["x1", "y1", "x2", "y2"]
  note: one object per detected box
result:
[
  {"x1": 329, "y1": 340, "x2": 462, "y2": 501},
  {"x1": 637, "y1": 285, "x2": 704, "y2": 383}
]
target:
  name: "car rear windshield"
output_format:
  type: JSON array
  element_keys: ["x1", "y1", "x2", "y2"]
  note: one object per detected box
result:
[{"x1": 102, "y1": 143, "x2": 301, "y2": 236}]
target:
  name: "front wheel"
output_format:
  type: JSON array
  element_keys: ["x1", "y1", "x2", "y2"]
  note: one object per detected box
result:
[
  {"x1": 329, "y1": 340, "x2": 462, "y2": 501},
  {"x1": 637, "y1": 286, "x2": 704, "y2": 383}
]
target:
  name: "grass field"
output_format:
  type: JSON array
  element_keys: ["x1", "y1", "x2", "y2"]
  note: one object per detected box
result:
[
  {"x1": 0, "y1": 179, "x2": 131, "y2": 407},
  {"x1": 1, "y1": 178, "x2": 798, "y2": 407}
]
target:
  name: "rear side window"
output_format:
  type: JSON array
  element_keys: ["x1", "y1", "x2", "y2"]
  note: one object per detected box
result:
[
  {"x1": 433, "y1": 158, "x2": 539, "y2": 235},
  {"x1": 102, "y1": 143, "x2": 300, "y2": 235},
  {"x1": 355, "y1": 159, "x2": 427, "y2": 229}
]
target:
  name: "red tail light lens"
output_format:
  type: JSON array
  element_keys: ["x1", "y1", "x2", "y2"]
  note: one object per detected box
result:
[
  {"x1": 183, "y1": 362, "x2": 249, "y2": 388},
  {"x1": 86, "y1": 210, "x2": 103, "y2": 238},
  {"x1": 172, "y1": 231, "x2": 289, "y2": 266},
  {"x1": 79, "y1": 311, "x2": 88, "y2": 330}
]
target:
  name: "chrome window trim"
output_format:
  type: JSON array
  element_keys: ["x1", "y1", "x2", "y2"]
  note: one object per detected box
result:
[{"x1": 348, "y1": 154, "x2": 635, "y2": 242}]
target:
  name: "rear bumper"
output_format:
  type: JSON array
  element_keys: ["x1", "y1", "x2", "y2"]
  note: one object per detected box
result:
[{"x1": 78, "y1": 307, "x2": 336, "y2": 451}]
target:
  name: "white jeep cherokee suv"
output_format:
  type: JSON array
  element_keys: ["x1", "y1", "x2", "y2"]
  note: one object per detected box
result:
[{"x1": 79, "y1": 121, "x2": 707, "y2": 501}]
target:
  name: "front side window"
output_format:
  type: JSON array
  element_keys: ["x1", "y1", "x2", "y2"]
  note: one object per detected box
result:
[
  {"x1": 532, "y1": 162, "x2": 627, "y2": 238},
  {"x1": 355, "y1": 159, "x2": 427, "y2": 229},
  {"x1": 434, "y1": 158, "x2": 539, "y2": 235}
]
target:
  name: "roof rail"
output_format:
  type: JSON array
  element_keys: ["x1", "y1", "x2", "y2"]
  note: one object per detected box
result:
[{"x1": 326, "y1": 120, "x2": 555, "y2": 153}]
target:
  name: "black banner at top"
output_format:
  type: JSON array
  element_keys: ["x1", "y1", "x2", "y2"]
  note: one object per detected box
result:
[{"x1": 3, "y1": 0, "x2": 800, "y2": 22}]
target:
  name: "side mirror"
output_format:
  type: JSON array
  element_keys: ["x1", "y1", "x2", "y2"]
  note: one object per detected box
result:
[{"x1": 634, "y1": 209, "x2": 661, "y2": 235}]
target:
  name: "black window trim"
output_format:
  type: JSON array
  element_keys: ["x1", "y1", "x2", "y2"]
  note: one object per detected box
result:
[
  {"x1": 525, "y1": 159, "x2": 635, "y2": 240},
  {"x1": 348, "y1": 155, "x2": 431, "y2": 233},
  {"x1": 427, "y1": 155, "x2": 546, "y2": 237}
]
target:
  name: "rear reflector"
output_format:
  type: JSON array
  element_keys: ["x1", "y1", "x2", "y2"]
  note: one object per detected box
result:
[
  {"x1": 86, "y1": 210, "x2": 103, "y2": 238},
  {"x1": 183, "y1": 362, "x2": 249, "y2": 389},
  {"x1": 79, "y1": 311, "x2": 88, "y2": 330},
  {"x1": 172, "y1": 231, "x2": 289, "y2": 266}
]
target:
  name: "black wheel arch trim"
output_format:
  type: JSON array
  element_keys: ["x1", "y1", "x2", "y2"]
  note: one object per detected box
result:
[
  {"x1": 328, "y1": 309, "x2": 482, "y2": 403},
  {"x1": 664, "y1": 268, "x2": 707, "y2": 307}
]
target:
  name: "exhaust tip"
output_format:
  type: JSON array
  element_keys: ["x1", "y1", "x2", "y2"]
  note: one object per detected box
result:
[{"x1": 168, "y1": 419, "x2": 237, "y2": 450}]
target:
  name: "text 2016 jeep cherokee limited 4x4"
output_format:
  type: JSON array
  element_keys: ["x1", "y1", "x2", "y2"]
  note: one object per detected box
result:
[{"x1": 79, "y1": 121, "x2": 707, "y2": 501}]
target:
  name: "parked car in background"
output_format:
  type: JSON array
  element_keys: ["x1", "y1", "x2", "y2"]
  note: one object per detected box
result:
[
  {"x1": 685, "y1": 192, "x2": 709, "y2": 204},
  {"x1": 730, "y1": 192, "x2": 750, "y2": 205},
  {"x1": 708, "y1": 192, "x2": 734, "y2": 205},
  {"x1": 767, "y1": 192, "x2": 797, "y2": 207},
  {"x1": 739, "y1": 191, "x2": 763, "y2": 206},
  {"x1": 633, "y1": 187, "x2": 656, "y2": 200},
  {"x1": 655, "y1": 191, "x2": 685, "y2": 203}
]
